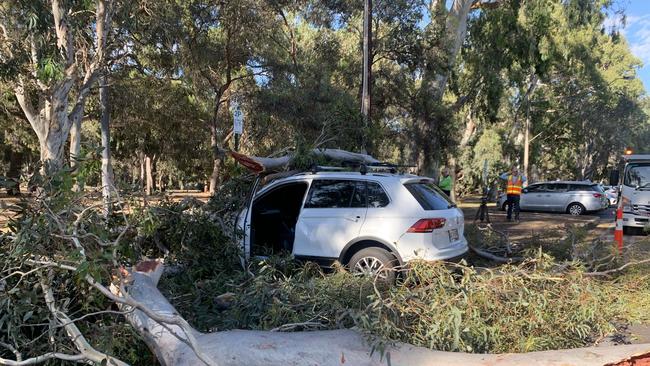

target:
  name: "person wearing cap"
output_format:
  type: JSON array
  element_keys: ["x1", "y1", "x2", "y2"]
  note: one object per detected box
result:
[{"x1": 499, "y1": 166, "x2": 527, "y2": 222}]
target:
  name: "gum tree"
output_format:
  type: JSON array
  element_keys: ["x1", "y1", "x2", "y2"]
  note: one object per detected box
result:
[{"x1": 0, "y1": 0, "x2": 114, "y2": 174}]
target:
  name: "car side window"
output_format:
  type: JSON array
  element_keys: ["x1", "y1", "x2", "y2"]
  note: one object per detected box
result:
[
  {"x1": 305, "y1": 180, "x2": 364, "y2": 208},
  {"x1": 367, "y1": 182, "x2": 390, "y2": 208},
  {"x1": 350, "y1": 181, "x2": 366, "y2": 208},
  {"x1": 551, "y1": 183, "x2": 568, "y2": 192},
  {"x1": 525, "y1": 184, "x2": 541, "y2": 193},
  {"x1": 568, "y1": 184, "x2": 592, "y2": 192}
]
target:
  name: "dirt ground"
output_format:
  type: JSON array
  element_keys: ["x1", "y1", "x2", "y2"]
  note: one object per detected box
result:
[{"x1": 457, "y1": 196, "x2": 602, "y2": 239}]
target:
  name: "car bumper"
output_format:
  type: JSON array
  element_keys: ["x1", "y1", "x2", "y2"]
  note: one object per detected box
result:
[
  {"x1": 400, "y1": 236, "x2": 469, "y2": 262},
  {"x1": 584, "y1": 200, "x2": 609, "y2": 212},
  {"x1": 623, "y1": 212, "x2": 650, "y2": 228}
]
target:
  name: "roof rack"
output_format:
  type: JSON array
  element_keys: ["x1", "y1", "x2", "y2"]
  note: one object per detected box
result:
[{"x1": 310, "y1": 162, "x2": 415, "y2": 175}]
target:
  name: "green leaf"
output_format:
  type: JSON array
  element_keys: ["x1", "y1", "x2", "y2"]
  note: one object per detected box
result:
[{"x1": 23, "y1": 310, "x2": 33, "y2": 322}]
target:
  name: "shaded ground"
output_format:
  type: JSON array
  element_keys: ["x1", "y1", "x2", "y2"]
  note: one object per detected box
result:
[{"x1": 457, "y1": 195, "x2": 601, "y2": 241}]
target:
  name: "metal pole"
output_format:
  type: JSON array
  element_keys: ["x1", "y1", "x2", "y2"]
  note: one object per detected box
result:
[{"x1": 361, "y1": 0, "x2": 372, "y2": 152}]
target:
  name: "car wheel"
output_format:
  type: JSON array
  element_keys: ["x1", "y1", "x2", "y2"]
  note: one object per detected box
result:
[
  {"x1": 349, "y1": 247, "x2": 396, "y2": 283},
  {"x1": 567, "y1": 203, "x2": 585, "y2": 216}
]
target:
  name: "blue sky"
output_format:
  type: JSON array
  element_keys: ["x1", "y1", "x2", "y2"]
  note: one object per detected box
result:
[{"x1": 613, "y1": 0, "x2": 650, "y2": 92}]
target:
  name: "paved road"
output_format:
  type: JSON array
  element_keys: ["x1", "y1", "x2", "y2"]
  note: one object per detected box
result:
[{"x1": 597, "y1": 206, "x2": 616, "y2": 220}]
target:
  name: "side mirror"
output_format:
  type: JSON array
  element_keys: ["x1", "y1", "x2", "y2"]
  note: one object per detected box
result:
[
  {"x1": 609, "y1": 169, "x2": 619, "y2": 186},
  {"x1": 522, "y1": 188, "x2": 529, "y2": 194}
]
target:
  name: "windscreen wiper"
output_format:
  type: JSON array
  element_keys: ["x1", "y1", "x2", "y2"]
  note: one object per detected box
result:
[{"x1": 636, "y1": 183, "x2": 650, "y2": 190}]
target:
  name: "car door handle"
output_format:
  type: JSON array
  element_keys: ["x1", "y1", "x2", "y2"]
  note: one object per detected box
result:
[
  {"x1": 545, "y1": 194, "x2": 551, "y2": 197},
  {"x1": 345, "y1": 216, "x2": 361, "y2": 222}
]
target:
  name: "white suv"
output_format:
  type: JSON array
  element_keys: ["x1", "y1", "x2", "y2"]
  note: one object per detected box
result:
[{"x1": 236, "y1": 171, "x2": 468, "y2": 277}]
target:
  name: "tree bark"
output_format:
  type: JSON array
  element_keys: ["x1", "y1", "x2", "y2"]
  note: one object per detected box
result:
[
  {"x1": 99, "y1": 76, "x2": 113, "y2": 216},
  {"x1": 9, "y1": 0, "x2": 112, "y2": 175},
  {"x1": 139, "y1": 153, "x2": 145, "y2": 192},
  {"x1": 429, "y1": 0, "x2": 475, "y2": 101},
  {"x1": 524, "y1": 114, "x2": 530, "y2": 179},
  {"x1": 230, "y1": 149, "x2": 379, "y2": 174},
  {"x1": 145, "y1": 155, "x2": 153, "y2": 196},
  {"x1": 69, "y1": 117, "x2": 81, "y2": 170},
  {"x1": 123, "y1": 261, "x2": 650, "y2": 366},
  {"x1": 209, "y1": 124, "x2": 221, "y2": 194}
]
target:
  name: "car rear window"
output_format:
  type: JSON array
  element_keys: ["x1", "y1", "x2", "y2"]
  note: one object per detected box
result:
[{"x1": 404, "y1": 182, "x2": 453, "y2": 210}]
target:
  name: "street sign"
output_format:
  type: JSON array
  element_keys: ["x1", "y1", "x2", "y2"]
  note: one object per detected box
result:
[{"x1": 233, "y1": 105, "x2": 243, "y2": 135}]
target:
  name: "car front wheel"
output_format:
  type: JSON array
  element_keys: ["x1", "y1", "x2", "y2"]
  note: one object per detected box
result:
[
  {"x1": 567, "y1": 203, "x2": 585, "y2": 216},
  {"x1": 349, "y1": 247, "x2": 396, "y2": 283}
]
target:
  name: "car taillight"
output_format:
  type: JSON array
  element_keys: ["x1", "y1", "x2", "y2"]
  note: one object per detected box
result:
[
  {"x1": 593, "y1": 193, "x2": 602, "y2": 198},
  {"x1": 407, "y1": 218, "x2": 446, "y2": 233}
]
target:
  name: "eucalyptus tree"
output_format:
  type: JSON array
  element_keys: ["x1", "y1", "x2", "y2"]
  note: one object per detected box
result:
[
  {"x1": 130, "y1": 0, "x2": 280, "y2": 193},
  {"x1": 0, "y1": 0, "x2": 115, "y2": 174}
]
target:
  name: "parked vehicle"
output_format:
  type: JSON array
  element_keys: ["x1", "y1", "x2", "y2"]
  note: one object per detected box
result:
[
  {"x1": 610, "y1": 154, "x2": 650, "y2": 233},
  {"x1": 599, "y1": 185, "x2": 618, "y2": 206},
  {"x1": 496, "y1": 181, "x2": 609, "y2": 215},
  {"x1": 236, "y1": 171, "x2": 468, "y2": 279}
]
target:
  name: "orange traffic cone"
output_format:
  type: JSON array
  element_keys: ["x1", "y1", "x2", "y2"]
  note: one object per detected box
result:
[{"x1": 614, "y1": 206, "x2": 624, "y2": 253}]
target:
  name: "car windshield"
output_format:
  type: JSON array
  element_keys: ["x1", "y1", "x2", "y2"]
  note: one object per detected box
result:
[{"x1": 624, "y1": 164, "x2": 650, "y2": 189}]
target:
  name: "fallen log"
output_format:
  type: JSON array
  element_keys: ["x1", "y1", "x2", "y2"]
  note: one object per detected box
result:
[
  {"x1": 123, "y1": 261, "x2": 650, "y2": 366},
  {"x1": 230, "y1": 148, "x2": 380, "y2": 174}
]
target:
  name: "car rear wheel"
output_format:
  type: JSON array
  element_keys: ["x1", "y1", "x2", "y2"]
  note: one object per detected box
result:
[
  {"x1": 349, "y1": 247, "x2": 396, "y2": 283},
  {"x1": 567, "y1": 203, "x2": 585, "y2": 216}
]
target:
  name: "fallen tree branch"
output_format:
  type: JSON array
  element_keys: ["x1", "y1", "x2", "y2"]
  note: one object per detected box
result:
[
  {"x1": 230, "y1": 148, "x2": 380, "y2": 174},
  {"x1": 121, "y1": 260, "x2": 650, "y2": 366},
  {"x1": 40, "y1": 272, "x2": 129, "y2": 366},
  {"x1": 0, "y1": 352, "x2": 87, "y2": 366},
  {"x1": 469, "y1": 245, "x2": 523, "y2": 263},
  {"x1": 584, "y1": 258, "x2": 650, "y2": 277}
]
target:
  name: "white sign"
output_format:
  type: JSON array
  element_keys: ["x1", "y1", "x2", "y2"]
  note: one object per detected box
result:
[{"x1": 232, "y1": 104, "x2": 243, "y2": 135}]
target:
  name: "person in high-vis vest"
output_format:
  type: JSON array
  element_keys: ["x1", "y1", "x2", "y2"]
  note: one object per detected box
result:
[
  {"x1": 499, "y1": 166, "x2": 527, "y2": 222},
  {"x1": 438, "y1": 167, "x2": 453, "y2": 198}
]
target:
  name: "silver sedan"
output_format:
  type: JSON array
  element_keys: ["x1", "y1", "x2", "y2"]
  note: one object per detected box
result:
[{"x1": 496, "y1": 181, "x2": 609, "y2": 215}]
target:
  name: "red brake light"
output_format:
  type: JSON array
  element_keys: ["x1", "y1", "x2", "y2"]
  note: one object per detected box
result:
[
  {"x1": 407, "y1": 218, "x2": 446, "y2": 233},
  {"x1": 593, "y1": 193, "x2": 602, "y2": 198}
]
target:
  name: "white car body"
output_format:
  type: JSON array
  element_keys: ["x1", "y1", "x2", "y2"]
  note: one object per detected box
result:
[
  {"x1": 236, "y1": 172, "x2": 468, "y2": 268},
  {"x1": 616, "y1": 155, "x2": 650, "y2": 230}
]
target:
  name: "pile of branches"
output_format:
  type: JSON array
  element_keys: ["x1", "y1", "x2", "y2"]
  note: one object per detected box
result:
[{"x1": 2, "y1": 171, "x2": 650, "y2": 365}]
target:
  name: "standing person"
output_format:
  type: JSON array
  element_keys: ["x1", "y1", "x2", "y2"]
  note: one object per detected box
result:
[
  {"x1": 438, "y1": 167, "x2": 453, "y2": 198},
  {"x1": 500, "y1": 166, "x2": 527, "y2": 222}
]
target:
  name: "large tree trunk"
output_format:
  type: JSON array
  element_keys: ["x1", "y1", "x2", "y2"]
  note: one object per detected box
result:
[
  {"x1": 69, "y1": 117, "x2": 82, "y2": 169},
  {"x1": 8, "y1": 0, "x2": 112, "y2": 176},
  {"x1": 230, "y1": 149, "x2": 379, "y2": 174},
  {"x1": 123, "y1": 261, "x2": 650, "y2": 366},
  {"x1": 145, "y1": 155, "x2": 153, "y2": 196},
  {"x1": 209, "y1": 124, "x2": 221, "y2": 194},
  {"x1": 428, "y1": 0, "x2": 475, "y2": 101},
  {"x1": 361, "y1": 0, "x2": 373, "y2": 154},
  {"x1": 99, "y1": 76, "x2": 113, "y2": 215},
  {"x1": 413, "y1": 0, "x2": 476, "y2": 178},
  {"x1": 139, "y1": 153, "x2": 145, "y2": 192}
]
